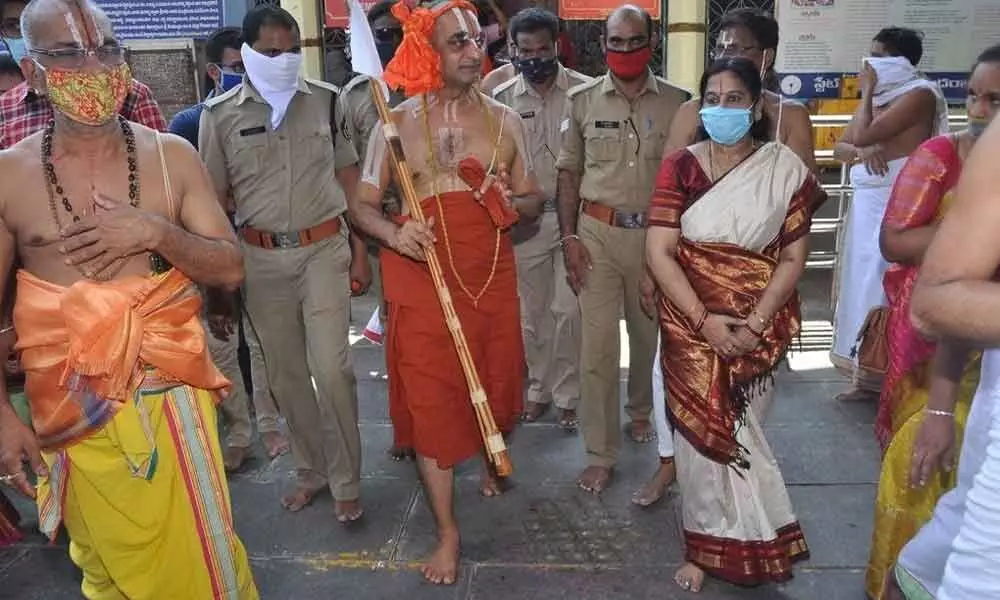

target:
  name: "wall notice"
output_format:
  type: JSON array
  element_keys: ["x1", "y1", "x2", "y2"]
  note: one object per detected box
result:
[
  {"x1": 96, "y1": 0, "x2": 224, "y2": 40},
  {"x1": 775, "y1": 0, "x2": 1000, "y2": 100}
]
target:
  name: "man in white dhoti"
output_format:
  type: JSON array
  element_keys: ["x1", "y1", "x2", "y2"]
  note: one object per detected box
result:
[
  {"x1": 832, "y1": 27, "x2": 948, "y2": 402},
  {"x1": 885, "y1": 98, "x2": 1000, "y2": 600}
]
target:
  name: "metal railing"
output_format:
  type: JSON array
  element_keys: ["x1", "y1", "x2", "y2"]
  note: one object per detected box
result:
[{"x1": 806, "y1": 113, "x2": 969, "y2": 277}]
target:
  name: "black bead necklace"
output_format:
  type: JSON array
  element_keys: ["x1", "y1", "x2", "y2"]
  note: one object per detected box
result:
[{"x1": 41, "y1": 116, "x2": 167, "y2": 280}]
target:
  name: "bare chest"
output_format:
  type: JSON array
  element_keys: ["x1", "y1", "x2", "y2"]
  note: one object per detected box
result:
[
  {"x1": 396, "y1": 108, "x2": 513, "y2": 197},
  {"x1": 9, "y1": 146, "x2": 172, "y2": 284}
]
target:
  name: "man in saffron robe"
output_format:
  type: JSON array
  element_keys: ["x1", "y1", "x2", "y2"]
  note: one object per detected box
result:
[
  {"x1": 0, "y1": 1, "x2": 257, "y2": 597},
  {"x1": 349, "y1": 0, "x2": 541, "y2": 585}
]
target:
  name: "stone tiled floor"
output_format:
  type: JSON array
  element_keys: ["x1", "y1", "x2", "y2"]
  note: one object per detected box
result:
[{"x1": 0, "y1": 269, "x2": 880, "y2": 599}]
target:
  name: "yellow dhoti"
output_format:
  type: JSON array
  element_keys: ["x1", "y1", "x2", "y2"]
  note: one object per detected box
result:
[
  {"x1": 15, "y1": 269, "x2": 259, "y2": 600},
  {"x1": 43, "y1": 382, "x2": 258, "y2": 600}
]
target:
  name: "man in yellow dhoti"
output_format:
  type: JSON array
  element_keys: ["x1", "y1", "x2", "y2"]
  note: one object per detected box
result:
[{"x1": 0, "y1": 0, "x2": 258, "y2": 598}]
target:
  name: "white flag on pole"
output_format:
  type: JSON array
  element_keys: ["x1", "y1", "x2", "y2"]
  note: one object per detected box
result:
[
  {"x1": 363, "y1": 307, "x2": 384, "y2": 345},
  {"x1": 348, "y1": 0, "x2": 390, "y2": 97}
]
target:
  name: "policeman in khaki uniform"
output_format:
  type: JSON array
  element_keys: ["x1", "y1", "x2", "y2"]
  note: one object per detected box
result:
[
  {"x1": 338, "y1": 73, "x2": 405, "y2": 310},
  {"x1": 492, "y1": 8, "x2": 590, "y2": 430},
  {"x1": 199, "y1": 6, "x2": 366, "y2": 521},
  {"x1": 555, "y1": 5, "x2": 690, "y2": 493}
]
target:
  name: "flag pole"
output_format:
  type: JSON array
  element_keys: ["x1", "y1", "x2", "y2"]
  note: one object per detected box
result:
[{"x1": 367, "y1": 81, "x2": 513, "y2": 477}]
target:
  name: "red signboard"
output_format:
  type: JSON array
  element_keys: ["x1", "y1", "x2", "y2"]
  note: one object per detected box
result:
[
  {"x1": 325, "y1": 0, "x2": 349, "y2": 28},
  {"x1": 558, "y1": 0, "x2": 659, "y2": 21},
  {"x1": 326, "y1": 0, "x2": 379, "y2": 28}
]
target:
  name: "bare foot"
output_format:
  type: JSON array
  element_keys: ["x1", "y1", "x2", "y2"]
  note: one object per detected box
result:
[
  {"x1": 335, "y1": 499, "x2": 365, "y2": 523},
  {"x1": 883, "y1": 566, "x2": 905, "y2": 600},
  {"x1": 521, "y1": 401, "x2": 550, "y2": 423},
  {"x1": 421, "y1": 530, "x2": 460, "y2": 585},
  {"x1": 626, "y1": 419, "x2": 656, "y2": 443},
  {"x1": 223, "y1": 446, "x2": 248, "y2": 473},
  {"x1": 480, "y1": 465, "x2": 506, "y2": 497},
  {"x1": 632, "y1": 458, "x2": 675, "y2": 507},
  {"x1": 261, "y1": 431, "x2": 290, "y2": 459},
  {"x1": 577, "y1": 466, "x2": 612, "y2": 494},
  {"x1": 835, "y1": 388, "x2": 878, "y2": 403},
  {"x1": 280, "y1": 485, "x2": 325, "y2": 512},
  {"x1": 674, "y1": 562, "x2": 705, "y2": 593},
  {"x1": 388, "y1": 445, "x2": 415, "y2": 461},
  {"x1": 557, "y1": 408, "x2": 579, "y2": 432}
]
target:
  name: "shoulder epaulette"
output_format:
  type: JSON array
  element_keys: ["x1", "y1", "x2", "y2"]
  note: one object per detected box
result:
[
  {"x1": 342, "y1": 73, "x2": 373, "y2": 96},
  {"x1": 304, "y1": 78, "x2": 341, "y2": 94},
  {"x1": 491, "y1": 76, "x2": 518, "y2": 99},
  {"x1": 567, "y1": 77, "x2": 600, "y2": 100},
  {"x1": 202, "y1": 85, "x2": 241, "y2": 110}
]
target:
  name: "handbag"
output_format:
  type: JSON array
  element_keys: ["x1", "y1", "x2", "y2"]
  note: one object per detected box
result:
[{"x1": 851, "y1": 305, "x2": 890, "y2": 380}]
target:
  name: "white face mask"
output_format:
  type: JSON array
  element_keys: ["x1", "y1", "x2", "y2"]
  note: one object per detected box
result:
[
  {"x1": 241, "y1": 43, "x2": 302, "y2": 128},
  {"x1": 863, "y1": 55, "x2": 918, "y2": 96},
  {"x1": 242, "y1": 42, "x2": 302, "y2": 92}
]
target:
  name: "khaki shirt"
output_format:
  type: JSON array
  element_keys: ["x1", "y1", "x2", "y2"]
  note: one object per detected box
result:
[
  {"x1": 555, "y1": 71, "x2": 690, "y2": 212},
  {"x1": 339, "y1": 74, "x2": 403, "y2": 215},
  {"x1": 199, "y1": 77, "x2": 358, "y2": 232},
  {"x1": 492, "y1": 65, "x2": 591, "y2": 204}
]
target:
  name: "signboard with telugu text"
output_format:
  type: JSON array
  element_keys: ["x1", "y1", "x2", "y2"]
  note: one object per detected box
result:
[
  {"x1": 95, "y1": 0, "x2": 224, "y2": 40},
  {"x1": 775, "y1": 0, "x2": 1000, "y2": 100},
  {"x1": 558, "y1": 0, "x2": 659, "y2": 21}
]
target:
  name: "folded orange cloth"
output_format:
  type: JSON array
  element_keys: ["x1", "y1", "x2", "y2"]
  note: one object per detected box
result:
[{"x1": 14, "y1": 268, "x2": 229, "y2": 450}]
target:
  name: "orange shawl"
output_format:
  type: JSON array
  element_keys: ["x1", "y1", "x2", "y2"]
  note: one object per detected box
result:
[{"x1": 14, "y1": 268, "x2": 229, "y2": 451}]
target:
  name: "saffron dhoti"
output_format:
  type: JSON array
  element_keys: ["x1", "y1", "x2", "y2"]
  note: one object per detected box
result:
[
  {"x1": 15, "y1": 268, "x2": 258, "y2": 600},
  {"x1": 382, "y1": 190, "x2": 523, "y2": 468}
]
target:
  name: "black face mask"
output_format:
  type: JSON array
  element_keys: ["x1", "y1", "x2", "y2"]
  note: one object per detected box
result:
[
  {"x1": 375, "y1": 41, "x2": 399, "y2": 66},
  {"x1": 515, "y1": 56, "x2": 558, "y2": 83},
  {"x1": 373, "y1": 26, "x2": 402, "y2": 67}
]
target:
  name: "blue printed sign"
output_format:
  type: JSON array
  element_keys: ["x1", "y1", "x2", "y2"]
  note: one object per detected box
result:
[
  {"x1": 776, "y1": 72, "x2": 969, "y2": 101},
  {"x1": 96, "y1": 0, "x2": 224, "y2": 40}
]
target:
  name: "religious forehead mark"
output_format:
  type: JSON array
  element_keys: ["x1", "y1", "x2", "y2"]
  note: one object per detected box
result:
[
  {"x1": 450, "y1": 7, "x2": 469, "y2": 36},
  {"x1": 63, "y1": 0, "x2": 104, "y2": 48}
]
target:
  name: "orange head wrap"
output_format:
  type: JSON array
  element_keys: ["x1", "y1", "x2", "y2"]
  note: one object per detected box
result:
[{"x1": 383, "y1": 0, "x2": 478, "y2": 97}]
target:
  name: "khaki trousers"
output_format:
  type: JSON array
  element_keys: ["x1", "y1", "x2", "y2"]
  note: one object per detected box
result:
[
  {"x1": 208, "y1": 309, "x2": 281, "y2": 449},
  {"x1": 242, "y1": 233, "x2": 361, "y2": 501},
  {"x1": 514, "y1": 212, "x2": 580, "y2": 410},
  {"x1": 578, "y1": 214, "x2": 656, "y2": 468}
]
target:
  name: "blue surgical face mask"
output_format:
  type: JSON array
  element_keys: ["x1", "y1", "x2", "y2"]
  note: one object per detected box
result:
[
  {"x1": 699, "y1": 105, "x2": 753, "y2": 145},
  {"x1": 1, "y1": 36, "x2": 25, "y2": 62},
  {"x1": 968, "y1": 117, "x2": 989, "y2": 139},
  {"x1": 213, "y1": 66, "x2": 243, "y2": 93}
]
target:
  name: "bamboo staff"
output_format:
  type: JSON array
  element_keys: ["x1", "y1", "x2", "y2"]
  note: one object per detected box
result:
[{"x1": 367, "y1": 81, "x2": 513, "y2": 477}]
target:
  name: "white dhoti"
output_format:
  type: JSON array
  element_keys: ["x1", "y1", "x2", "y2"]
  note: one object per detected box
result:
[
  {"x1": 831, "y1": 159, "x2": 907, "y2": 389},
  {"x1": 896, "y1": 349, "x2": 1000, "y2": 597},
  {"x1": 939, "y1": 355, "x2": 1000, "y2": 599},
  {"x1": 652, "y1": 331, "x2": 674, "y2": 458}
]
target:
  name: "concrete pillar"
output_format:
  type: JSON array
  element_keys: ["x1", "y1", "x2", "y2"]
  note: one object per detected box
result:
[
  {"x1": 283, "y1": 0, "x2": 325, "y2": 79},
  {"x1": 664, "y1": 0, "x2": 705, "y2": 93}
]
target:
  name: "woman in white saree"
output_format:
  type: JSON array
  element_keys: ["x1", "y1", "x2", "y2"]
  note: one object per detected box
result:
[{"x1": 646, "y1": 58, "x2": 825, "y2": 592}]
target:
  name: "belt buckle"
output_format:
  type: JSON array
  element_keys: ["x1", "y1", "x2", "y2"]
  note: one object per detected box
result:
[
  {"x1": 271, "y1": 232, "x2": 300, "y2": 249},
  {"x1": 616, "y1": 212, "x2": 646, "y2": 229}
]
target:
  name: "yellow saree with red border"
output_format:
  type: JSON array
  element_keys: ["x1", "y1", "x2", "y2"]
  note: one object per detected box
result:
[{"x1": 865, "y1": 135, "x2": 977, "y2": 599}]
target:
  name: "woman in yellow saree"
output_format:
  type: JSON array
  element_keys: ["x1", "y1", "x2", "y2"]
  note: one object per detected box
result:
[{"x1": 866, "y1": 46, "x2": 1000, "y2": 599}]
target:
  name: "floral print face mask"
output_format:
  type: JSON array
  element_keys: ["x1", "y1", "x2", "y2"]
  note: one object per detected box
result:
[{"x1": 42, "y1": 62, "x2": 131, "y2": 126}]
